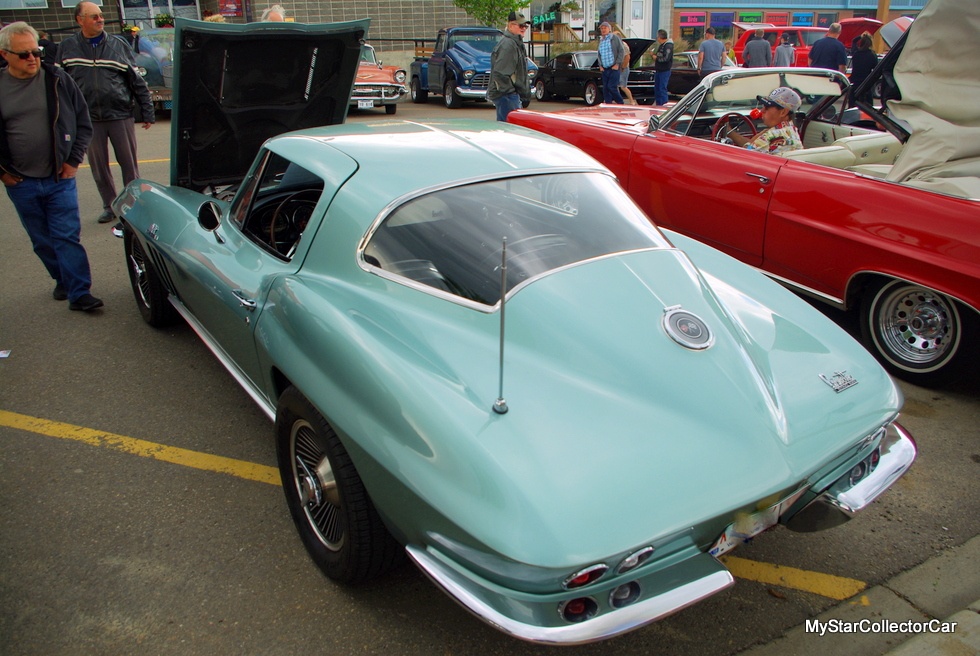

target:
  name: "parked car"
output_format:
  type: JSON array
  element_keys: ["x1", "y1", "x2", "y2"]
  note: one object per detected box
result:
[
  {"x1": 531, "y1": 39, "x2": 656, "y2": 105},
  {"x1": 114, "y1": 16, "x2": 917, "y2": 645},
  {"x1": 652, "y1": 50, "x2": 737, "y2": 99},
  {"x1": 349, "y1": 43, "x2": 407, "y2": 114},
  {"x1": 132, "y1": 27, "x2": 175, "y2": 111},
  {"x1": 509, "y1": 2, "x2": 979, "y2": 387},
  {"x1": 732, "y1": 17, "x2": 882, "y2": 67}
]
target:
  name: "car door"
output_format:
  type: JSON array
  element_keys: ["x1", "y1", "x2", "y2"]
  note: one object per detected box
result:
[
  {"x1": 429, "y1": 33, "x2": 447, "y2": 91},
  {"x1": 626, "y1": 101, "x2": 785, "y2": 266},
  {"x1": 170, "y1": 149, "x2": 351, "y2": 391},
  {"x1": 550, "y1": 54, "x2": 574, "y2": 96},
  {"x1": 570, "y1": 52, "x2": 600, "y2": 98}
]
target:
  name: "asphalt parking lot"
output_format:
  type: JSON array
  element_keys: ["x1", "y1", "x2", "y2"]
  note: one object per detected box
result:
[{"x1": 1, "y1": 98, "x2": 979, "y2": 656}]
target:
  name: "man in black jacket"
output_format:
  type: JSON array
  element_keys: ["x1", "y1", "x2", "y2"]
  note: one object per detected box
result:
[
  {"x1": 653, "y1": 29, "x2": 673, "y2": 106},
  {"x1": 57, "y1": 1, "x2": 154, "y2": 227},
  {"x1": 489, "y1": 11, "x2": 530, "y2": 121},
  {"x1": 1, "y1": 22, "x2": 103, "y2": 311}
]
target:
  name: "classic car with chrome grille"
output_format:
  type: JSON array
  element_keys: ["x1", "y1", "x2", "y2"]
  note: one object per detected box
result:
[
  {"x1": 114, "y1": 16, "x2": 916, "y2": 645},
  {"x1": 509, "y1": 0, "x2": 980, "y2": 387},
  {"x1": 349, "y1": 43, "x2": 407, "y2": 114}
]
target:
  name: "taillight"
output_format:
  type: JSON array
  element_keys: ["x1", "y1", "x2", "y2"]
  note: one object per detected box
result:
[
  {"x1": 615, "y1": 546, "x2": 655, "y2": 574},
  {"x1": 609, "y1": 581, "x2": 642, "y2": 608},
  {"x1": 559, "y1": 597, "x2": 598, "y2": 623},
  {"x1": 562, "y1": 564, "x2": 607, "y2": 589}
]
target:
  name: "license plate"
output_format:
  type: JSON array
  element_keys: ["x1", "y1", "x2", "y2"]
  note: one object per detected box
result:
[
  {"x1": 358, "y1": 99, "x2": 375, "y2": 109},
  {"x1": 709, "y1": 487, "x2": 809, "y2": 557}
]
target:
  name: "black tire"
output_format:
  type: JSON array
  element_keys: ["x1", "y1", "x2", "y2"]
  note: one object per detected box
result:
[
  {"x1": 533, "y1": 78, "x2": 550, "y2": 101},
  {"x1": 584, "y1": 81, "x2": 600, "y2": 106},
  {"x1": 385, "y1": 103, "x2": 397, "y2": 115},
  {"x1": 124, "y1": 226, "x2": 180, "y2": 327},
  {"x1": 444, "y1": 81, "x2": 463, "y2": 108},
  {"x1": 275, "y1": 386, "x2": 402, "y2": 584},
  {"x1": 860, "y1": 279, "x2": 976, "y2": 387},
  {"x1": 410, "y1": 78, "x2": 427, "y2": 104}
]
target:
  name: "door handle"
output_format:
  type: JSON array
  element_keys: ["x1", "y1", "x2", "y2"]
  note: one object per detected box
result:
[
  {"x1": 746, "y1": 172, "x2": 771, "y2": 185},
  {"x1": 231, "y1": 289, "x2": 257, "y2": 311}
]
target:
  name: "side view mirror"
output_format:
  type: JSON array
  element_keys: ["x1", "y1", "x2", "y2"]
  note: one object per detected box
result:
[{"x1": 198, "y1": 201, "x2": 222, "y2": 232}]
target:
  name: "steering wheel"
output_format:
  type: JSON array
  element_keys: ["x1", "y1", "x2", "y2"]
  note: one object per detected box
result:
[
  {"x1": 268, "y1": 189, "x2": 320, "y2": 256},
  {"x1": 711, "y1": 112, "x2": 758, "y2": 142}
]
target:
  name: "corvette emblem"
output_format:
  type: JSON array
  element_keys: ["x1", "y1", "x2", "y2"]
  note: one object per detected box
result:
[
  {"x1": 820, "y1": 370, "x2": 858, "y2": 393},
  {"x1": 662, "y1": 305, "x2": 713, "y2": 350}
]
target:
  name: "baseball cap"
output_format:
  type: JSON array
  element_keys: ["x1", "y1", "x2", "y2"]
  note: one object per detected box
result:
[
  {"x1": 508, "y1": 11, "x2": 530, "y2": 25},
  {"x1": 599, "y1": 21, "x2": 611, "y2": 28},
  {"x1": 757, "y1": 87, "x2": 802, "y2": 112}
]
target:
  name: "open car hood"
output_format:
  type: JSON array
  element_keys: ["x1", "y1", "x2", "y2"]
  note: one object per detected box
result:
[
  {"x1": 857, "y1": 0, "x2": 980, "y2": 197},
  {"x1": 171, "y1": 17, "x2": 368, "y2": 190},
  {"x1": 623, "y1": 38, "x2": 656, "y2": 64},
  {"x1": 837, "y1": 17, "x2": 883, "y2": 45}
]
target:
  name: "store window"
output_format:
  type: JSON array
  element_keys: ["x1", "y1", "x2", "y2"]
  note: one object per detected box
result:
[
  {"x1": 123, "y1": 0, "x2": 198, "y2": 28},
  {"x1": 738, "y1": 12, "x2": 762, "y2": 23},
  {"x1": 764, "y1": 12, "x2": 789, "y2": 27},
  {"x1": 679, "y1": 12, "x2": 705, "y2": 48},
  {"x1": 710, "y1": 12, "x2": 733, "y2": 43},
  {"x1": 816, "y1": 13, "x2": 838, "y2": 28},
  {"x1": 792, "y1": 13, "x2": 814, "y2": 26}
]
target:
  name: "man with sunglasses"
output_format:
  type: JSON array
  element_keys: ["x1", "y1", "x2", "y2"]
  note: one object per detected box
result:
[
  {"x1": 488, "y1": 11, "x2": 531, "y2": 122},
  {"x1": 1, "y1": 22, "x2": 104, "y2": 311},
  {"x1": 57, "y1": 1, "x2": 154, "y2": 228},
  {"x1": 722, "y1": 87, "x2": 803, "y2": 156}
]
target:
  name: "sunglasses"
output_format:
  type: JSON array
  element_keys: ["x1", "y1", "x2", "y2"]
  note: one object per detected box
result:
[{"x1": 5, "y1": 47, "x2": 44, "y2": 60}]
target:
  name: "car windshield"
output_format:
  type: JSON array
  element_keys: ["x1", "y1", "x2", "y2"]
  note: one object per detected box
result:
[
  {"x1": 447, "y1": 33, "x2": 501, "y2": 52},
  {"x1": 363, "y1": 172, "x2": 669, "y2": 306},
  {"x1": 574, "y1": 52, "x2": 599, "y2": 68},
  {"x1": 659, "y1": 71, "x2": 846, "y2": 137},
  {"x1": 360, "y1": 45, "x2": 378, "y2": 64},
  {"x1": 802, "y1": 31, "x2": 827, "y2": 46}
]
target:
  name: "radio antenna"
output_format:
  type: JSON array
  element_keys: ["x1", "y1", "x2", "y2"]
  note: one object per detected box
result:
[{"x1": 493, "y1": 237, "x2": 509, "y2": 415}]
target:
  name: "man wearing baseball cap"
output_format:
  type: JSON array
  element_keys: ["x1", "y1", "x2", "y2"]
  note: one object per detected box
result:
[
  {"x1": 489, "y1": 11, "x2": 531, "y2": 121},
  {"x1": 722, "y1": 87, "x2": 803, "y2": 156}
]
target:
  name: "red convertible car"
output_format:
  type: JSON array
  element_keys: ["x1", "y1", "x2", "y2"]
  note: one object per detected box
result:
[{"x1": 509, "y1": 0, "x2": 979, "y2": 386}]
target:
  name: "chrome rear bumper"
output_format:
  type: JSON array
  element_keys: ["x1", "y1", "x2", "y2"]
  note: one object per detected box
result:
[{"x1": 784, "y1": 422, "x2": 916, "y2": 532}]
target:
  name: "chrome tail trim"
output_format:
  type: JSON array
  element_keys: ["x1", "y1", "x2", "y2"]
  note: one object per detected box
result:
[{"x1": 406, "y1": 545, "x2": 733, "y2": 645}]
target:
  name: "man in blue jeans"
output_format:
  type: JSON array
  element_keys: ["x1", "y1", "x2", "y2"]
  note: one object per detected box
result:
[
  {"x1": 653, "y1": 29, "x2": 673, "y2": 106},
  {"x1": 597, "y1": 21, "x2": 624, "y2": 104},
  {"x1": 1, "y1": 22, "x2": 103, "y2": 311}
]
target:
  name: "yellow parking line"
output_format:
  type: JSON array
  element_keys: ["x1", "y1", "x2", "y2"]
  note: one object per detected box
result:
[
  {"x1": 78, "y1": 158, "x2": 170, "y2": 169},
  {"x1": 720, "y1": 555, "x2": 867, "y2": 600},
  {"x1": 0, "y1": 409, "x2": 280, "y2": 486},
  {"x1": 0, "y1": 409, "x2": 869, "y2": 600}
]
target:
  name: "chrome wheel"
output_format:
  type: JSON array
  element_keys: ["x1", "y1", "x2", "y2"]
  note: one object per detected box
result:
[
  {"x1": 129, "y1": 239, "x2": 151, "y2": 309},
  {"x1": 584, "y1": 81, "x2": 599, "y2": 106},
  {"x1": 872, "y1": 284, "x2": 959, "y2": 369},
  {"x1": 861, "y1": 280, "x2": 968, "y2": 386},
  {"x1": 290, "y1": 419, "x2": 345, "y2": 551}
]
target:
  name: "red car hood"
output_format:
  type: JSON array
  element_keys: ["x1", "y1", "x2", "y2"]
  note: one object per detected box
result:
[{"x1": 524, "y1": 104, "x2": 664, "y2": 129}]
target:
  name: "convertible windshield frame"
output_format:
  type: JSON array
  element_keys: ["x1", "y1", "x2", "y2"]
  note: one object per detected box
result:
[{"x1": 358, "y1": 169, "x2": 672, "y2": 312}]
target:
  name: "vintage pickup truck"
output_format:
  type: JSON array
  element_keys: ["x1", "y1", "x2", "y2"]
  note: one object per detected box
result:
[{"x1": 410, "y1": 26, "x2": 513, "y2": 109}]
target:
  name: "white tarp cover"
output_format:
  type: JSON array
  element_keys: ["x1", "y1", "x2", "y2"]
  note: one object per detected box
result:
[{"x1": 886, "y1": 0, "x2": 980, "y2": 198}]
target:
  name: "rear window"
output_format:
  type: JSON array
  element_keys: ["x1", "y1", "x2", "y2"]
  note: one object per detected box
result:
[{"x1": 362, "y1": 173, "x2": 668, "y2": 306}]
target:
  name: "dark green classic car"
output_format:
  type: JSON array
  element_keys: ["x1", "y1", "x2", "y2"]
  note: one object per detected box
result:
[{"x1": 113, "y1": 17, "x2": 916, "y2": 645}]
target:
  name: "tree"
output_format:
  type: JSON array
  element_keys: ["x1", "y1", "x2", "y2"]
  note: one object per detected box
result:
[{"x1": 452, "y1": 0, "x2": 531, "y2": 29}]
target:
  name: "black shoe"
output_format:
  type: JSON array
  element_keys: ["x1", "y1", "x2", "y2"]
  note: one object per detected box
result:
[
  {"x1": 69, "y1": 294, "x2": 105, "y2": 312},
  {"x1": 53, "y1": 283, "x2": 68, "y2": 301},
  {"x1": 97, "y1": 210, "x2": 115, "y2": 224}
]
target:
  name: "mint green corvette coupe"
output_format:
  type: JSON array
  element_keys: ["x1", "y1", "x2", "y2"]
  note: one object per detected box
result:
[{"x1": 113, "y1": 18, "x2": 916, "y2": 645}]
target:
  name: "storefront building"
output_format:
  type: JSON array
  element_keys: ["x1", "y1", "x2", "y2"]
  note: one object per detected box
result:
[{"x1": 1, "y1": 0, "x2": 926, "y2": 55}]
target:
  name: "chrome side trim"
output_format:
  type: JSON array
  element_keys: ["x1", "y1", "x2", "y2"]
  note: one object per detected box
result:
[
  {"x1": 168, "y1": 297, "x2": 277, "y2": 422},
  {"x1": 754, "y1": 268, "x2": 845, "y2": 308},
  {"x1": 406, "y1": 545, "x2": 733, "y2": 645}
]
